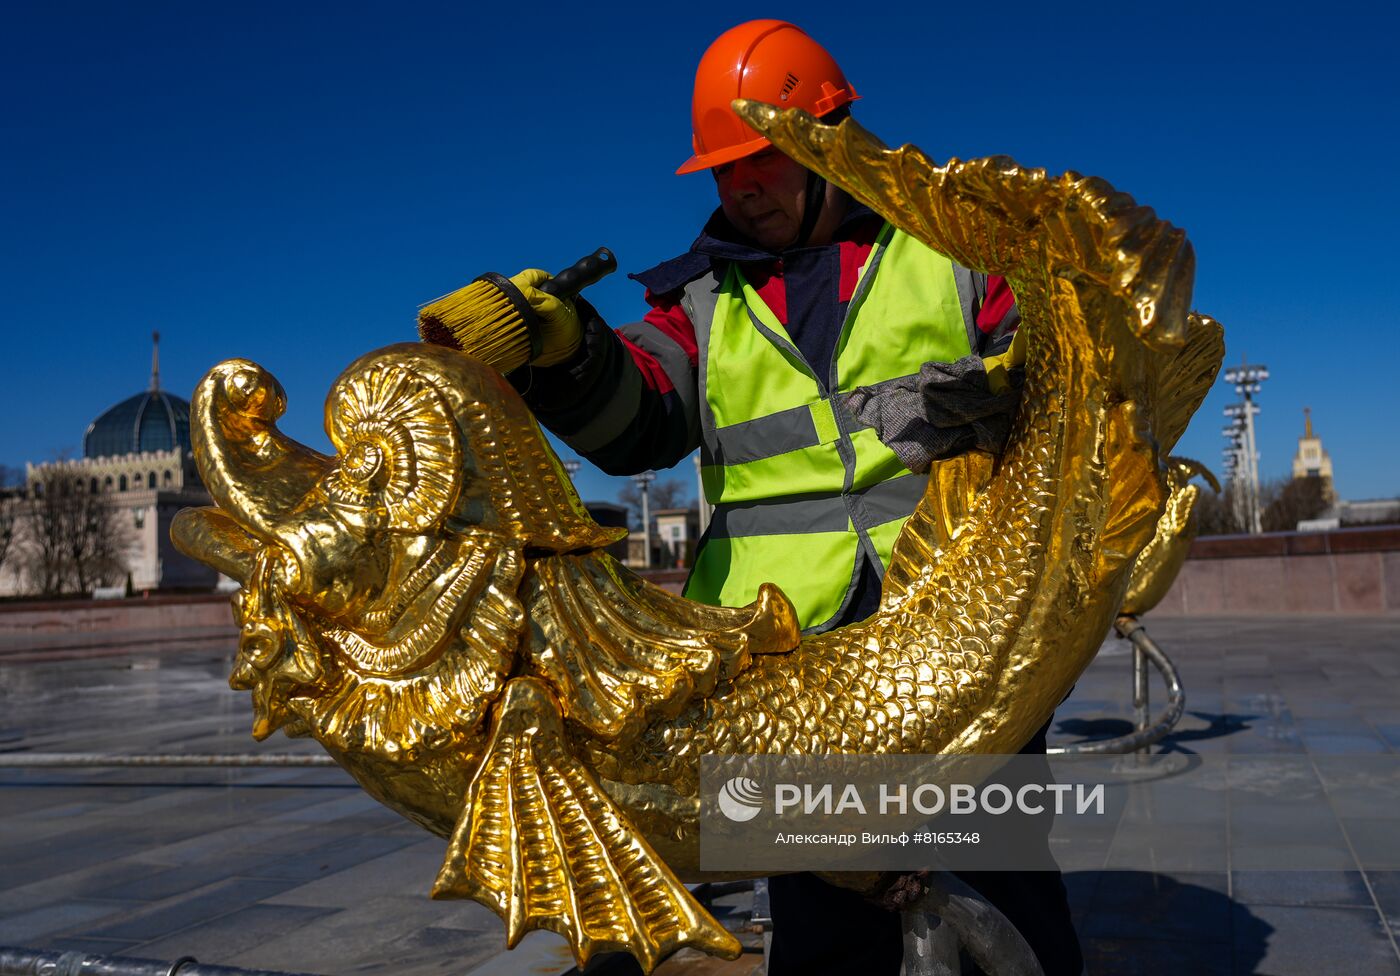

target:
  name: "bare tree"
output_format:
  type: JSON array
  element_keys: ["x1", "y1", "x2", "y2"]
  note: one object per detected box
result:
[
  {"x1": 618, "y1": 477, "x2": 690, "y2": 529},
  {"x1": 1192, "y1": 485, "x2": 1243, "y2": 536},
  {"x1": 17, "y1": 467, "x2": 130, "y2": 597},
  {"x1": 1262, "y1": 475, "x2": 1330, "y2": 532},
  {"x1": 20, "y1": 476, "x2": 67, "y2": 596},
  {"x1": 0, "y1": 470, "x2": 19, "y2": 579},
  {"x1": 1195, "y1": 476, "x2": 1300, "y2": 536}
]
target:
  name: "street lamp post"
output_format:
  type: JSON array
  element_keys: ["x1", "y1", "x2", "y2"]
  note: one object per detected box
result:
[
  {"x1": 692, "y1": 453, "x2": 710, "y2": 535},
  {"x1": 635, "y1": 470, "x2": 655, "y2": 568}
]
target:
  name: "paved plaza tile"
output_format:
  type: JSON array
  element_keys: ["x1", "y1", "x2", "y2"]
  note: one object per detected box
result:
[
  {"x1": 1057, "y1": 616, "x2": 1400, "y2": 974},
  {"x1": 1, "y1": 614, "x2": 1398, "y2": 974}
]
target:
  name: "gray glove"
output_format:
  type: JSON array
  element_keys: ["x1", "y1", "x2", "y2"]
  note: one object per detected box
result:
[{"x1": 844, "y1": 355, "x2": 1023, "y2": 474}]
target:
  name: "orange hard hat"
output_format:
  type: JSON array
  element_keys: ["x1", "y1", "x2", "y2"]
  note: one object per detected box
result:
[{"x1": 676, "y1": 20, "x2": 858, "y2": 175}]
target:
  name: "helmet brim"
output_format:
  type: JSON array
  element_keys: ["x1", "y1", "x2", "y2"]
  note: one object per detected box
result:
[{"x1": 675, "y1": 134, "x2": 774, "y2": 176}]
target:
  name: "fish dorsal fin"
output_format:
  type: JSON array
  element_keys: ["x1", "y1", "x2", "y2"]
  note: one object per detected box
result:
[{"x1": 433, "y1": 677, "x2": 740, "y2": 972}]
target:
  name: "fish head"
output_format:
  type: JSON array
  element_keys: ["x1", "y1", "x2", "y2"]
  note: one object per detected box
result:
[{"x1": 172, "y1": 344, "x2": 623, "y2": 744}]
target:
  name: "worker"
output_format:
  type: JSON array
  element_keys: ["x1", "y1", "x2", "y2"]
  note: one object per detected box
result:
[{"x1": 506, "y1": 19, "x2": 1082, "y2": 976}]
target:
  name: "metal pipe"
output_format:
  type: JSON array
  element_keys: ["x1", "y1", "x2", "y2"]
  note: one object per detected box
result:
[
  {"x1": 902, "y1": 911, "x2": 962, "y2": 976},
  {"x1": 0, "y1": 946, "x2": 322, "y2": 976},
  {"x1": 902, "y1": 872, "x2": 1044, "y2": 976},
  {"x1": 1132, "y1": 638, "x2": 1150, "y2": 755},
  {"x1": 0, "y1": 753, "x2": 335, "y2": 768},
  {"x1": 1047, "y1": 616, "x2": 1185, "y2": 756}
]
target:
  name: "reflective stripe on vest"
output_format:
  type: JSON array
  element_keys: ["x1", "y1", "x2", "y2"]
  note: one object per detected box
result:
[{"x1": 684, "y1": 225, "x2": 974, "y2": 632}]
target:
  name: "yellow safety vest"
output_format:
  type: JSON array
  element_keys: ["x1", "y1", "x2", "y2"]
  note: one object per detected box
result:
[{"x1": 683, "y1": 225, "x2": 976, "y2": 632}]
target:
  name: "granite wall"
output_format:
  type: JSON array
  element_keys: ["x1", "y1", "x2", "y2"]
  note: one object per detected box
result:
[
  {"x1": 1151, "y1": 525, "x2": 1400, "y2": 615},
  {"x1": 3, "y1": 525, "x2": 1396, "y2": 632},
  {"x1": 0, "y1": 592, "x2": 235, "y2": 635}
]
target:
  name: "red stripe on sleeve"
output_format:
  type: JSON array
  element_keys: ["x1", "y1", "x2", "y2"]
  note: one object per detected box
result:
[
  {"x1": 641, "y1": 291, "x2": 700, "y2": 365},
  {"x1": 622, "y1": 290, "x2": 703, "y2": 396},
  {"x1": 620, "y1": 334, "x2": 677, "y2": 395}
]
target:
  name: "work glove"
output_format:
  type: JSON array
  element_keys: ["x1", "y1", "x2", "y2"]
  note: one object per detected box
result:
[
  {"x1": 979, "y1": 325, "x2": 1028, "y2": 396},
  {"x1": 509, "y1": 269, "x2": 583, "y2": 367},
  {"x1": 844, "y1": 354, "x2": 1023, "y2": 474}
]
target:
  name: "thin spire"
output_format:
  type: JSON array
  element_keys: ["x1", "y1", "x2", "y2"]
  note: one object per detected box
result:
[
  {"x1": 1303, "y1": 406, "x2": 1313, "y2": 439},
  {"x1": 150, "y1": 330, "x2": 161, "y2": 392}
]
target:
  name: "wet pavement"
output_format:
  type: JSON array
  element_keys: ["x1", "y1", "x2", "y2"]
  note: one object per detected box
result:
[{"x1": 1, "y1": 615, "x2": 1398, "y2": 975}]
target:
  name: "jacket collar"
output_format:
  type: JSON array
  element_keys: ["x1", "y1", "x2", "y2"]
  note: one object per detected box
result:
[
  {"x1": 629, "y1": 201, "x2": 882, "y2": 296},
  {"x1": 690, "y1": 201, "x2": 881, "y2": 262}
]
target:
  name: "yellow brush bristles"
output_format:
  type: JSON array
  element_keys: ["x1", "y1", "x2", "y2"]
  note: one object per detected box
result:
[{"x1": 418, "y1": 280, "x2": 533, "y2": 374}]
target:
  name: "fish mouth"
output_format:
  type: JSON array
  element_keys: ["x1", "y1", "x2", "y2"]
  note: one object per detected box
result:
[
  {"x1": 173, "y1": 503, "x2": 463, "y2": 679},
  {"x1": 261, "y1": 525, "x2": 485, "y2": 678}
]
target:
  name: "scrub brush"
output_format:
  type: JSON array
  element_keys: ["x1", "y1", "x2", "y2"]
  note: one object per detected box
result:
[{"x1": 418, "y1": 248, "x2": 616, "y2": 373}]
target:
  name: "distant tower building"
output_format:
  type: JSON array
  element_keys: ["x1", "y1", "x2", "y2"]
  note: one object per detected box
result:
[{"x1": 1291, "y1": 407, "x2": 1335, "y2": 500}]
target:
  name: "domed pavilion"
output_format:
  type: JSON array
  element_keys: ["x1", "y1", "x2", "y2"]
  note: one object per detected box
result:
[
  {"x1": 2, "y1": 334, "x2": 217, "y2": 596},
  {"x1": 82, "y1": 383, "x2": 192, "y2": 461}
]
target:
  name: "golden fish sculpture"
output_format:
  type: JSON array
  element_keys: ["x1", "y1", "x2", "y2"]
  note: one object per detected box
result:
[{"x1": 171, "y1": 102, "x2": 1224, "y2": 971}]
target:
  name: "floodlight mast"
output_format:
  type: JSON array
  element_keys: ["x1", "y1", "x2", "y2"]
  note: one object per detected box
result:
[
  {"x1": 1222, "y1": 360, "x2": 1270, "y2": 533},
  {"x1": 1221, "y1": 421, "x2": 1246, "y2": 529}
]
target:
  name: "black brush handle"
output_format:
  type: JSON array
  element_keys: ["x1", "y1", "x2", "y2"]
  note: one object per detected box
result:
[{"x1": 540, "y1": 248, "x2": 617, "y2": 299}]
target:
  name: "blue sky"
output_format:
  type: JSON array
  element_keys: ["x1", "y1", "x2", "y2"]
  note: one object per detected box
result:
[{"x1": 3, "y1": 0, "x2": 1396, "y2": 506}]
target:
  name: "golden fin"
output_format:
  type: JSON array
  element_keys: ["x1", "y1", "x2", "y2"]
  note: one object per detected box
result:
[
  {"x1": 1099, "y1": 399, "x2": 1166, "y2": 559},
  {"x1": 1119, "y1": 456, "x2": 1220, "y2": 616},
  {"x1": 1101, "y1": 314, "x2": 1224, "y2": 571},
  {"x1": 881, "y1": 452, "x2": 995, "y2": 609},
  {"x1": 1155, "y1": 314, "x2": 1226, "y2": 455},
  {"x1": 523, "y1": 551, "x2": 799, "y2": 742},
  {"x1": 1168, "y1": 455, "x2": 1220, "y2": 495},
  {"x1": 432, "y1": 677, "x2": 740, "y2": 973}
]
